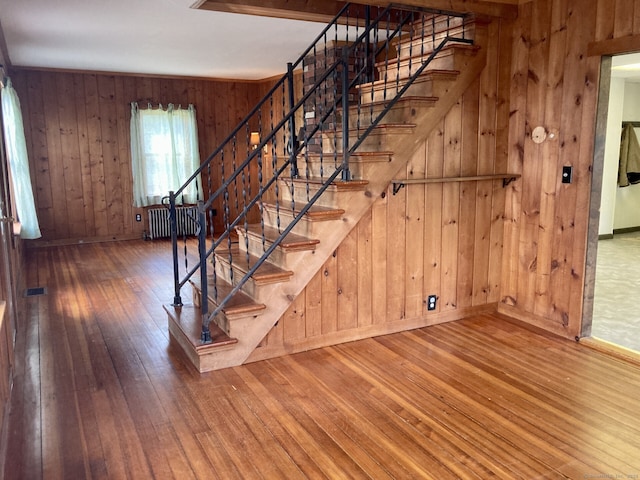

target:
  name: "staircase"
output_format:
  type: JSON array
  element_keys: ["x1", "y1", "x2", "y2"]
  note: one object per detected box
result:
[{"x1": 164, "y1": 4, "x2": 488, "y2": 372}]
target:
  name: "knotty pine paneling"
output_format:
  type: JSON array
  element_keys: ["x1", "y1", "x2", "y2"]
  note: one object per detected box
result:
[
  {"x1": 256, "y1": 16, "x2": 513, "y2": 357},
  {"x1": 499, "y1": 0, "x2": 610, "y2": 339},
  {"x1": 12, "y1": 70, "x2": 263, "y2": 244}
]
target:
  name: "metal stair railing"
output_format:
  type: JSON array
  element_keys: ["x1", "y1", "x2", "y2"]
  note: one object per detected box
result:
[{"x1": 168, "y1": 3, "x2": 474, "y2": 344}]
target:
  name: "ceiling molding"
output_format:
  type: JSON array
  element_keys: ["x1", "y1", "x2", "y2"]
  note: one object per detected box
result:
[
  {"x1": 196, "y1": 0, "x2": 518, "y2": 21},
  {"x1": 588, "y1": 35, "x2": 640, "y2": 58},
  {"x1": 196, "y1": 0, "x2": 348, "y2": 23}
]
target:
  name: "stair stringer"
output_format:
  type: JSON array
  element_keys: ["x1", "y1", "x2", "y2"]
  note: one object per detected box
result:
[{"x1": 182, "y1": 39, "x2": 488, "y2": 372}]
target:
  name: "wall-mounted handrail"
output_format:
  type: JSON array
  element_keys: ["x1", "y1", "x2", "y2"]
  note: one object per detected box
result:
[{"x1": 391, "y1": 173, "x2": 522, "y2": 194}]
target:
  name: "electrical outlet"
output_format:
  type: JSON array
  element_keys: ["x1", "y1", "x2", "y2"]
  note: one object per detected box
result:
[
  {"x1": 427, "y1": 295, "x2": 437, "y2": 311},
  {"x1": 135, "y1": 214, "x2": 142, "y2": 222},
  {"x1": 562, "y1": 166, "x2": 573, "y2": 184}
]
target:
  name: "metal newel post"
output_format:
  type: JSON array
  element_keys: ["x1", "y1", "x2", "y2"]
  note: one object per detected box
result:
[
  {"x1": 169, "y1": 191, "x2": 182, "y2": 306},
  {"x1": 197, "y1": 200, "x2": 211, "y2": 344}
]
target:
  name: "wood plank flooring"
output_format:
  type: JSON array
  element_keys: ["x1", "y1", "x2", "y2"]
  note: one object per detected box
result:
[{"x1": 5, "y1": 240, "x2": 640, "y2": 479}]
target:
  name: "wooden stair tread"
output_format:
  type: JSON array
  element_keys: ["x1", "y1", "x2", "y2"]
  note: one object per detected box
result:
[
  {"x1": 384, "y1": 48, "x2": 479, "y2": 71},
  {"x1": 263, "y1": 203, "x2": 345, "y2": 221},
  {"x1": 331, "y1": 123, "x2": 417, "y2": 135},
  {"x1": 216, "y1": 249, "x2": 294, "y2": 285},
  {"x1": 189, "y1": 276, "x2": 266, "y2": 316},
  {"x1": 337, "y1": 96, "x2": 438, "y2": 109},
  {"x1": 358, "y1": 69, "x2": 460, "y2": 90},
  {"x1": 392, "y1": 42, "x2": 479, "y2": 61},
  {"x1": 360, "y1": 96, "x2": 439, "y2": 108},
  {"x1": 165, "y1": 304, "x2": 238, "y2": 352},
  {"x1": 243, "y1": 224, "x2": 320, "y2": 251}
]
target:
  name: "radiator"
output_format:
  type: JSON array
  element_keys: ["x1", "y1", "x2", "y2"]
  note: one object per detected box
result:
[{"x1": 147, "y1": 206, "x2": 199, "y2": 239}]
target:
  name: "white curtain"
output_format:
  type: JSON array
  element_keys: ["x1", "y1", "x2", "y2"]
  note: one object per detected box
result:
[
  {"x1": 130, "y1": 103, "x2": 203, "y2": 207},
  {"x1": 1, "y1": 78, "x2": 41, "y2": 239}
]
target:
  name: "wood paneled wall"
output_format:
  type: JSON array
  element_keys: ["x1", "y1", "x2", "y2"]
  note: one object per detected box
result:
[
  {"x1": 15, "y1": 0, "x2": 636, "y2": 342},
  {"x1": 251, "y1": 17, "x2": 513, "y2": 358},
  {"x1": 498, "y1": 0, "x2": 628, "y2": 339},
  {"x1": 12, "y1": 70, "x2": 263, "y2": 244}
]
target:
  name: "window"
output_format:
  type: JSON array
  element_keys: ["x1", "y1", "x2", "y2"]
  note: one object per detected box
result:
[
  {"x1": 130, "y1": 103, "x2": 203, "y2": 207},
  {"x1": 1, "y1": 78, "x2": 41, "y2": 239}
]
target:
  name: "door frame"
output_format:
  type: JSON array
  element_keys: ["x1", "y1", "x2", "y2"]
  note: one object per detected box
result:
[{"x1": 581, "y1": 55, "x2": 611, "y2": 338}]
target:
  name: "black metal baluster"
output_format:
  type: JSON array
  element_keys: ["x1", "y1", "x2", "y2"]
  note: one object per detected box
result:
[
  {"x1": 220, "y1": 149, "x2": 233, "y2": 288},
  {"x1": 170, "y1": 191, "x2": 181, "y2": 306},
  {"x1": 280, "y1": 83, "x2": 289, "y2": 231},
  {"x1": 341, "y1": 49, "x2": 350, "y2": 181},
  {"x1": 257, "y1": 107, "x2": 265, "y2": 259},
  {"x1": 303, "y1": 52, "x2": 311, "y2": 204},
  {"x1": 395, "y1": 11, "x2": 402, "y2": 96},
  {"x1": 355, "y1": 7, "x2": 362, "y2": 137},
  {"x1": 320, "y1": 33, "x2": 327, "y2": 178},
  {"x1": 369, "y1": 12, "x2": 378, "y2": 124},
  {"x1": 243, "y1": 129, "x2": 250, "y2": 270},
  {"x1": 198, "y1": 200, "x2": 210, "y2": 343},
  {"x1": 207, "y1": 161, "x2": 218, "y2": 305}
]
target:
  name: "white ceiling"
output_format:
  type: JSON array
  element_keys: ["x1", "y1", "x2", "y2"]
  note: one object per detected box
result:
[
  {"x1": 612, "y1": 52, "x2": 640, "y2": 82},
  {"x1": 0, "y1": 0, "x2": 324, "y2": 80}
]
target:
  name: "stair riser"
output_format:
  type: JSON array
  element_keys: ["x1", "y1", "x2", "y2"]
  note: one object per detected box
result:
[
  {"x1": 191, "y1": 287, "x2": 236, "y2": 337},
  {"x1": 408, "y1": 14, "x2": 466, "y2": 34},
  {"x1": 332, "y1": 99, "x2": 435, "y2": 127},
  {"x1": 277, "y1": 180, "x2": 344, "y2": 209},
  {"x1": 358, "y1": 75, "x2": 456, "y2": 105},
  {"x1": 295, "y1": 157, "x2": 342, "y2": 179},
  {"x1": 294, "y1": 158, "x2": 388, "y2": 181},
  {"x1": 323, "y1": 128, "x2": 414, "y2": 153},
  {"x1": 378, "y1": 49, "x2": 473, "y2": 80},
  {"x1": 189, "y1": 278, "x2": 266, "y2": 337},
  {"x1": 211, "y1": 311, "x2": 262, "y2": 339},
  {"x1": 397, "y1": 25, "x2": 475, "y2": 58},
  {"x1": 235, "y1": 228, "x2": 313, "y2": 269},
  {"x1": 213, "y1": 257, "x2": 260, "y2": 298},
  {"x1": 263, "y1": 206, "x2": 320, "y2": 237},
  {"x1": 260, "y1": 205, "x2": 345, "y2": 238}
]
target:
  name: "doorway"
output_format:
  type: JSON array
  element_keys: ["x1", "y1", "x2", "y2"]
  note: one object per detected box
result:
[{"x1": 584, "y1": 53, "x2": 640, "y2": 353}]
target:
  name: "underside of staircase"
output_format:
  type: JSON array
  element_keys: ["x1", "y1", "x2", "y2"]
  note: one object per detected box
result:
[{"x1": 165, "y1": 10, "x2": 489, "y2": 372}]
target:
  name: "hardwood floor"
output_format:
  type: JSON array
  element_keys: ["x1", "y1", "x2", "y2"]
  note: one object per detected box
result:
[{"x1": 5, "y1": 240, "x2": 640, "y2": 479}]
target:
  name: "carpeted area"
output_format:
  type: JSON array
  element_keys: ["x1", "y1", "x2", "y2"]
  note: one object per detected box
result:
[{"x1": 593, "y1": 231, "x2": 640, "y2": 352}]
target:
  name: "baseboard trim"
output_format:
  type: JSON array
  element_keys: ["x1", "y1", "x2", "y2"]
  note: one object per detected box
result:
[
  {"x1": 578, "y1": 337, "x2": 640, "y2": 367},
  {"x1": 246, "y1": 303, "x2": 499, "y2": 364},
  {"x1": 497, "y1": 303, "x2": 578, "y2": 339},
  {"x1": 613, "y1": 226, "x2": 640, "y2": 235},
  {"x1": 598, "y1": 233, "x2": 614, "y2": 240}
]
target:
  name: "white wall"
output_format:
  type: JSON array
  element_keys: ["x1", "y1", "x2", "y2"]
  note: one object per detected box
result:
[
  {"x1": 599, "y1": 77, "x2": 624, "y2": 236},
  {"x1": 616, "y1": 82, "x2": 640, "y2": 230},
  {"x1": 599, "y1": 79, "x2": 640, "y2": 235}
]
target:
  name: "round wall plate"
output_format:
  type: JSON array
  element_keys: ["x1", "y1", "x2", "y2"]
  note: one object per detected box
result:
[{"x1": 532, "y1": 126, "x2": 547, "y2": 144}]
